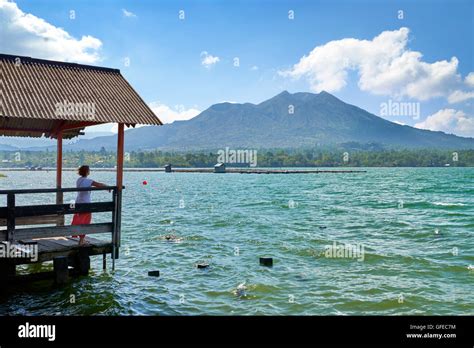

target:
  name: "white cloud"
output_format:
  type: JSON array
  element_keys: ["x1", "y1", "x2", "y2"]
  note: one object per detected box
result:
[
  {"x1": 415, "y1": 109, "x2": 474, "y2": 137},
  {"x1": 149, "y1": 102, "x2": 201, "y2": 124},
  {"x1": 122, "y1": 8, "x2": 136, "y2": 18},
  {"x1": 200, "y1": 51, "x2": 220, "y2": 68},
  {"x1": 251, "y1": 65, "x2": 259, "y2": 71},
  {"x1": 0, "y1": 0, "x2": 102, "y2": 63},
  {"x1": 465, "y1": 72, "x2": 474, "y2": 87},
  {"x1": 448, "y1": 90, "x2": 474, "y2": 104},
  {"x1": 280, "y1": 27, "x2": 471, "y2": 102}
]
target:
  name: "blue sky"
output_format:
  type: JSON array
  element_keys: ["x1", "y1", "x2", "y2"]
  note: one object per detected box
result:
[{"x1": 1, "y1": 0, "x2": 474, "y2": 136}]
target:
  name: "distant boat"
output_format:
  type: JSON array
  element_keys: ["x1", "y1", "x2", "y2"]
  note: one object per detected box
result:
[{"x1": 444, "y1": 164, "x2": 450, "y2": 167}]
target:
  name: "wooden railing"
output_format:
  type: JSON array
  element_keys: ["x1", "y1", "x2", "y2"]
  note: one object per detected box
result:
[{"x1": 0, "y1": 187, "x2": 122, "y2": 259}]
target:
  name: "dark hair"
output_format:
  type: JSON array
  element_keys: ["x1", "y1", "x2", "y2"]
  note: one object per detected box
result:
[{"x1": 78, "y1": 165, "x2": 90, "y2": 177}]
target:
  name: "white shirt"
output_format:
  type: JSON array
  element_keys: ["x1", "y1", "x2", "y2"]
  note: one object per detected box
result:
[{"x1": 76, "y1": 177, "x2": 93, "y2": 203}]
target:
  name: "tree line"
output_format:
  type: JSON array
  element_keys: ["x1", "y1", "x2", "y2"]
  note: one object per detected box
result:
[{"x1": 0, "y1": 148, "x2": 473, "y2": 168}]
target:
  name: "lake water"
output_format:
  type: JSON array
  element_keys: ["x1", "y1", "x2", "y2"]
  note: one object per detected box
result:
[{"x1": 0, "y1": 168, "x2": 473, "y2": 315}]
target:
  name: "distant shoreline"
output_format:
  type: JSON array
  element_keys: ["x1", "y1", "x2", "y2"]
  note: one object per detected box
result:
[
  {"x1": 0, "y1": 166, "x2": 469, "y2": 172},
  {"x1": 0, "y1": 167, "x2": 368, "y2": 174}
]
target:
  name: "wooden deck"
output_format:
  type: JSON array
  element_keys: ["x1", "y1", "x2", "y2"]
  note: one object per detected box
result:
[
  {"x1": 0, "y1": 186, "x2": 121, "y2": 285},
  {"x1": 2, "y1": 236, "x2": 112, "y2": 265}
]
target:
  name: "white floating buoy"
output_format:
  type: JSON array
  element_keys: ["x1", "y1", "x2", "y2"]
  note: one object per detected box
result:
[{"x1": 235, "y1": 282, "x2": 247, "y2": 297}]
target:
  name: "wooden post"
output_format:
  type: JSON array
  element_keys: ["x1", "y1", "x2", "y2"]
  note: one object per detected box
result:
[
  {"x1": 117, "y1": 123, "x2": 124, "y2": 242},
  {"x1": 111, "y1": 187, "x2": 117, "y2": 270},
  {"x1": 0, "y1": 261, "x2": 16, "y2": 284},
  {"x1": 75, "y1": 249, "x2": 90, "y2": 276},
  {"x1": 112, "y1": 123, "x2": 125, "y2": 269},
  {"x1": 56, "y1": 131, "x2": 64, "y2": 226},
  {"x1": 117, "y1": 123, "x2": 124, "y2": 193},
  {"x1": 53, "y1": 256, "x2": 69, "y2": 285},
  {"x1": 6, "y1": 193, "x2": 15, "y2": 242}
]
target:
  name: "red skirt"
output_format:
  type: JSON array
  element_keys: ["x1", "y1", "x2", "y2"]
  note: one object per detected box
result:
[{"x1": 71, "y1": 213, "x2": 92, "y2": 238}]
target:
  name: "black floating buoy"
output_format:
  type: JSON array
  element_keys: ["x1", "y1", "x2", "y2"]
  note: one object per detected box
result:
[
  {"x1": 319, "y1": 226, "x2": 327, "y2": 229},
  {"x1": 260, "y1": 257, "x2": 273, "y2": 267},
  {"x1": 148, "y1": 270, "x2": 160, "y2": 277},
  {"x1": 196, "y1": 263, "x2": 209, "y2": 269}
]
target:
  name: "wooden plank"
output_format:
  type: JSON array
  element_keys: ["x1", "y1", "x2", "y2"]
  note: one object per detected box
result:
[
  {"x1": 65, "y1": 236, "x2": 109, "y2": 245},
  {"x1": 0, "y1": 215, "x2": 62, "y2": 227},
  {"x1": 0, "y1": 186, "x2": 119, "y2": 195},
  {"x1": 0, "y1": 202, "x2": 113, "y2": 219},
  {"x1": 36, "y1": 239, "x2": 63, "y2": 253},
  {"x1": 1, "y1": 223, "x2": 113, "y2": 241},
  {"x1": 40, "y1": 238, "x2": 75, "y2": 250},
  {"x1": 10, "y1": 201, "x2": 114, "y2": 218}
]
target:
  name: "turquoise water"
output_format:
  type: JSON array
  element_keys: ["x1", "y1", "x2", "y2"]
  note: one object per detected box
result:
[{"x1": 0, "y1": 168, "x2": 473, "y2": 315}]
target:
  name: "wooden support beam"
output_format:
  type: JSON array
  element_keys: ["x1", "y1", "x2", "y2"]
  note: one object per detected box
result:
[
  {"x1": 51, "y1": 121, "x2": 103, "y2": 137},
  {"x1": 56, "y1": 130, "x2": 64, "y2": 226},
  {"x1": 0, "y1": 127, "x2": 50, "y2": 134},
  {"x1": 117, "y1": 123, "x2": 124, "y2": 191},
  {"x1": 74, "y1": 249, "x2": 90, "y2": 276},
  {"x1": 6, "y1": 193, "x2": 15, "y2": 242},
  {"x1": 53, "y1": 256, "x2": 69, "y2": 285},
  {"x1": 0, "y1": 261, "x2": 16, "y2": 281},
  {"x1": 114, "y1": 123, "x2": 124, "y2": 260},
  {"x1": 50, "y1": 120, "x2": 66, "y2": 138},
  {"x1": 60, "y1": 121, "x2": 101, "y2": 132}
]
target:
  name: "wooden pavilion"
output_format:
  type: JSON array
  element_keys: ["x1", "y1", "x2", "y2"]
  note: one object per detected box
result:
[{"x1": 0, "y1": 53, "x2": 162, "y2": 284}]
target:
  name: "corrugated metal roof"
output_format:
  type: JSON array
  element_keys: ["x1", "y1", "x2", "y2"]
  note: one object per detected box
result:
[{"x1": 0, "y1": 53, "x2": 162, "y2": 139}]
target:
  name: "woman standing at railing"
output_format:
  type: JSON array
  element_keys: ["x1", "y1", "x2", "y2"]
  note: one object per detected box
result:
[{"x1": 72, "y1": 165, "x2": 109, "y2": 246}]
